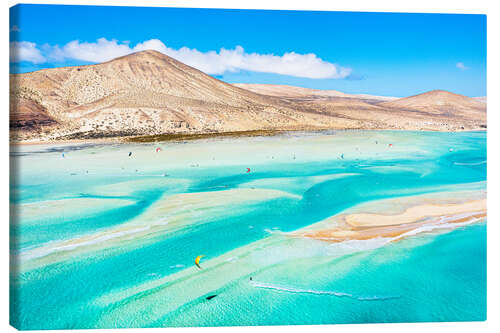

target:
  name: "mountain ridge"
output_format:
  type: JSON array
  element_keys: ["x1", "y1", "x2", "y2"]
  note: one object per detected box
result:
[
  {"x1": 10, "y1": 50, "x2": 487, "y2": 142},
  {"x1": 233, "y1": 83, "x2": 398, "y2": 101},
  {"x1": 379, "y1": 90, "x2": 486, "y2": 120}
]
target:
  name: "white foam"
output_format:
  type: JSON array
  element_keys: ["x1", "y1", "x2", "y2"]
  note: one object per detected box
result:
[
  {"x1": 389, "y1": 215, "x2": 483, "y2": 243},
  {"x1": 264, "y1": 228, "x2": 284, "y2": 235},
  {"x1": 250, "y1": 281, "x2": 399, "y2": 301},
  {"x1": 454, "y1": 160, "x2": 487, "y2": 166}
]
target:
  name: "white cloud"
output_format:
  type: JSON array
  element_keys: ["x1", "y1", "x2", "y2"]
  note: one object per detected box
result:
[
  {"x1": 10, "y1": 38, "x2": 352, "y2": 79},
  {"x1": 456, "y1": 62, "x2": 468, "y2": 70},
  {"x1": 51, "y1": 38, "x2": 133, "y2": 63},
  {"x1": 10, "y1": 41, "x2": 46, "y2": 64}
]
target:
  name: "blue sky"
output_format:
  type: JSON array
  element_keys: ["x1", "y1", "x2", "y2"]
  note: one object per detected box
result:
[{"x1": 10, "y1": 4, "x2": 486, "y2": 97}]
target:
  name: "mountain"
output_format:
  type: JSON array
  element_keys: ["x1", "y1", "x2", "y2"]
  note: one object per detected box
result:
[
  {"x1": 474, "y1": 96, "x2": 487, "y2": 104},
  {"x1": 233, "y1": 83, "x2": 397, "y2": 102},
  {"x1": 233, "y1": 85, "x2": 486, "y2": 132},
  {"x1": 380, "y1": 90, "x2": 486, "y2": 115},
  {"x1": 10, "y1": 50, "x2": 334, "y2": 141},
  {"x1": 232, "y1": 83, "x2": 348, "y2": 98},
  {"x1": 9, "y1": 51, "x2": 486, "y2": 142}
]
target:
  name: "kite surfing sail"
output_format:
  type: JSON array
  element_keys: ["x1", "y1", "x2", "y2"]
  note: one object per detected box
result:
[{"x1": 195, "y1": 255, "x2": 205, "y2": 269}]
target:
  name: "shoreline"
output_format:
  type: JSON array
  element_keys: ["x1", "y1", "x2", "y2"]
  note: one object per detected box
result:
[{"x1": 10, "y1": 128, "x2": 487, "y2": 146}]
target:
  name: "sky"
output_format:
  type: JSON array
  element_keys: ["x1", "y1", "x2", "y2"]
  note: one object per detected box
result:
[{"x1": 9, "y1": 4, "x2": 486, "y2": 97}]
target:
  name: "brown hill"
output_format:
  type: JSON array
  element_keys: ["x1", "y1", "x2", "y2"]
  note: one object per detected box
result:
[
  {"x1": 10, "y1": 50, "x2": 340, "y2": 141},
  {"x1": 380, "y1": 90, "x2": 486, "y2": 116},
  {"x1": 9, "y1": 51, "x2": 487, "y2": 142},
  {"x1": 233, "y1": 83, "x2": 348, "y2": 98},
  {"x1": 233, "y1": 84, "x2": 486, "y2": 132},
  {"x1": 474, "y1": 96, "x2": 487, "y2": 104},
  {"x1": 234, "y1": 83, "x2": 397, "y2": 102}
]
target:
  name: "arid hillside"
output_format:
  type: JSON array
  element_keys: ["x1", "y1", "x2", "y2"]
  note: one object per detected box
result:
[
  {"x1": 233, "y1": 83, "x2": 397, "y2": 102},
  {"x1": 380, "y1": 90, "x2": 486, "y2": 115},
  {"x1": 10, "y1": 50, "x2": 487, "y2": 142},
  {"x1": 234, "y1": 84, "x2": 486, "y2": 132}
]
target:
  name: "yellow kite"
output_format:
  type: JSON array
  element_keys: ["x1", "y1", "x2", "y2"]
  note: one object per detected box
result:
[{"x1": 195, "y1": 255, "x2": 205, "y2": 269}]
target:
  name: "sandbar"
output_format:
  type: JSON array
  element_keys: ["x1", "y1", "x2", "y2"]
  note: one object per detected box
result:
[{"x1": 295, "y1": 190, "x2": 486, "y2": 243}]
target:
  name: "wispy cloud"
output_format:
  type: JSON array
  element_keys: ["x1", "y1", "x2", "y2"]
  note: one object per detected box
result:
[
  {"x1": 456, "y1": 62, "x2": 469, "y2": 70},
  {"x1": 10, "y1": 38, "x2": 352, "y2": 79}
]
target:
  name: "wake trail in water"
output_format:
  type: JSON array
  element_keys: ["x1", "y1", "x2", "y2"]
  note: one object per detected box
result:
[
  {"x1": 250, "y1": 281, "x2": 400, "y2": 301},
  {"x1": 454, "y1": 160, "x2": 486, "y2": 166}
]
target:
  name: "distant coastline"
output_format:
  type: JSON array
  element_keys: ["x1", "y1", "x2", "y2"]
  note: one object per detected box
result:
[{"x1": 10, "y1": 127, "x2": 488, "y2": 146}]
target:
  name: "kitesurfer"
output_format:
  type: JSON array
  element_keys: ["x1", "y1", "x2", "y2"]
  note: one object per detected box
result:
[{"x1": 195, "y1": 255, "x2": 205, "y2": 269}]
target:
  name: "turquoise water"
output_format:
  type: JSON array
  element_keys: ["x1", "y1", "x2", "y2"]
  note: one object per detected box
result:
[
  {"x1": 9, "y1": 131, "x2": 486, "y2": 329},
  {"x1": 160, "y1": 223, "x2": 486, "y2": 326}
]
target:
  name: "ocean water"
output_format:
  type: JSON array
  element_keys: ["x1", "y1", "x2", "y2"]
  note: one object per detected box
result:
[{"x1": 9, "y1": 130, "x2": 486, "y2": 329}]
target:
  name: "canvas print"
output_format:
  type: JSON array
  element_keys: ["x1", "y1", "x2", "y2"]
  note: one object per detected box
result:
[{"x1": 9, "y1": 4, "x2": 487, "y2": 330}]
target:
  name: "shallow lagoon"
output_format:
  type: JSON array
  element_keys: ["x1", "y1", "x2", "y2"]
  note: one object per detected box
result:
[{"x1": 10, "y1": 131, "x2": 486, "y2": 329}]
